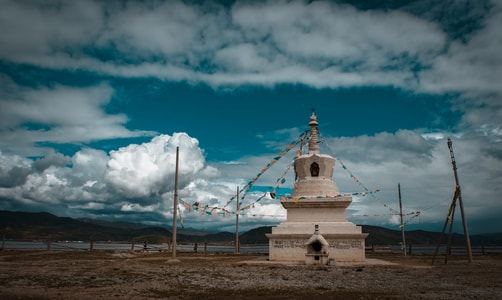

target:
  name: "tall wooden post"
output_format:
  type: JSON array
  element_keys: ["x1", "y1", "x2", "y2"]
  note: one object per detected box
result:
[
  {"x1": 235, "y1": 186, "x2": 240, "y2": 254},
  {"x1": 432, "y1": 138, "x2": 473, "y2": 264},
  {"x1": 172, "y1": 146, "x2": 179, "y2": 259},
  {"x1": 448, "y1": 138, "x2": 473, "y2": 263},
  {"x1": 47, "y1": 234, "x2": 51, "y2": 251},
  {"x1": 398, "y1": 183, "x2": 406, "y2": 256}
]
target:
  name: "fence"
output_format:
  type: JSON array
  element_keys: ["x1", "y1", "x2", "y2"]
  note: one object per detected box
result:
[{"x1": 366, "y1": 244, "x2": 502, "y2": 255}]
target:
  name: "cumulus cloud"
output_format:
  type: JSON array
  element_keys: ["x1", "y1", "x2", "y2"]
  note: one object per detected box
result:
[
  {"x1": 105, "y1": 133, "x2": 205, "y2": 198},
  {"x1": 0, "y1": 133, "x2": 220, "y2": 223},
  {"x1": 33, "y1": 150, "x2": 71, "y2": 173},
  {"x1": 0, "y1": 151, "x2": 32, "y2": 188}
]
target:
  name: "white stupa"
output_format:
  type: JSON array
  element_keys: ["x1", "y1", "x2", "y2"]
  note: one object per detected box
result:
[{"x1": 266, "y1": 112, "x2": 368, "y2": 262}]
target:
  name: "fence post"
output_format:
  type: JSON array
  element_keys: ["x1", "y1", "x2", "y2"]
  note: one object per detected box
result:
[{"x1": 47, "y1": 234, "x2": 51, "y2": 251}]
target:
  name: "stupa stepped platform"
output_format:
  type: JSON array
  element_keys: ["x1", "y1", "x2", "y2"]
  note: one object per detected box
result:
[
  {"x1": 281, "y1": 195, "x2": 352, "y2": 208},
  {"x1": 269, "y1": 222, "x2": 365, "y2": 235}
]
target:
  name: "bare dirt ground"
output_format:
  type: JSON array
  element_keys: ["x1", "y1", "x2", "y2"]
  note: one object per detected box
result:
[{"x1": 0, "y1": 250, "x2": 501, "y2": 299}]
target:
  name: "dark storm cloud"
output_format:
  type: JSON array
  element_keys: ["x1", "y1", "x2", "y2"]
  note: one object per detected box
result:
[{"x1": 0, "y1": 165, "x2": 30, "y2": 188}]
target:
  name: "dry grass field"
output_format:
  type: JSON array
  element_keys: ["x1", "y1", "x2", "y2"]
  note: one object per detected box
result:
[{"x1": 0, "y1": 250, "x2": 501, "y2": 299}]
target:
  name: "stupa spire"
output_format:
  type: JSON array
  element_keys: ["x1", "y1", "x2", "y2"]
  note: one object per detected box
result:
[{"x1": 308, "y1": 111, "x2": 320, "y2": 154}]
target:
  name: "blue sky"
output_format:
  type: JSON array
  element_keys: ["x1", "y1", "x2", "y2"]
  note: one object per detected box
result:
[{"x1": 0, "y1": 0, "x2": 501, "y2": 235}]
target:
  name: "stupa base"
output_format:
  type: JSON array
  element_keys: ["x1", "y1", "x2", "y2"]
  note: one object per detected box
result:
[{"x1": 267, "y1": 232, "x2": 368, "y2": 262}]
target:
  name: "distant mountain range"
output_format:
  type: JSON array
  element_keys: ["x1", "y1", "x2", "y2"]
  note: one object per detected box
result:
[{"x1": 1, "y1": 210, "x2": 501, "y2": 246}]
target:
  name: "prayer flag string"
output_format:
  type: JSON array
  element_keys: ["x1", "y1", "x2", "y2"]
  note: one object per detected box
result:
[
  {"x1": 223, "y1": 130, "x2": 309, "y2": 208},
  {"x1": 338, "y1": 158, "x2": 399, "y2": 215},
  {"x1": 320, "y1": 136, "x2": 420, "y2": 224}
]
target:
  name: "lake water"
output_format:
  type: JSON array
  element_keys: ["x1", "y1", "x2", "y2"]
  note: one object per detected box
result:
[
  {"x1": 0, "y1": 240, "x2": 269, "y2": 254},
  {"x1": 2, "y1": 241, "x2": 500, "y2": 255}
]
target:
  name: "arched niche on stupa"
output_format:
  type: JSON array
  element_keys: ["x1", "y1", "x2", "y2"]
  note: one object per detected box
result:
[
  {"x1": 310, "y1": 162, "x2": 319, "y2": 177},
  {"x1": 294, "y1": 154, "x2": 335, "y2": 180}
]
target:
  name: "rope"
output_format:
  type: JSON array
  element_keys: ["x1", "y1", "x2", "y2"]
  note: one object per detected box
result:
[
  {"x1": 223, "y1": 130, "x2": 308, "y2": 208},
  {"x1": 320, "y1": 135, "x2": 421, "y2": 225}
]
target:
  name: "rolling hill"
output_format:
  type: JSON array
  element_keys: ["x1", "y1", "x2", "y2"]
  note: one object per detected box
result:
[{"x1": 1, "y1": 210, "x2": 500, "y2": 246}]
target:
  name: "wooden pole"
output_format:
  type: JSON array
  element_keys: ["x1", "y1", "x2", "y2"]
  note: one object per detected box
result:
[
  {"x1": 172, "y1": 146, "x2": 179, "y2": 259},
  {"x1": 398, "y1": 183, "x2": 406, "y2": 256},
  {"x1": 432, "y1": 138, "x2": 473, "y2": 264},
  {"x1": 432, "y1": 188, "x2": 459, "y2": 264},
  {"x1": 448, "y1": 138, "x2": 473, "y2": 263},
  {"x1": 445, "y1": 196, "x2": 457, "y2": 263},
  {"x1": 1, "y1": 229, "x2": 5, "y2": 251},
  {"x1": 235, "y1": 186, "x2": 240, "y2": 254}
]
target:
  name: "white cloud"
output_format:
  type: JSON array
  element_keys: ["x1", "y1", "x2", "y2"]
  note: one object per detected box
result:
[
  {"x1": 326, "y1": 130, "x2": 436, "y2": 166},
  {"x1": 1, "y1": 0, "x2": 498, "y2": 106},
  {"x1": 121, "y1": 203, "x2": 160, "y2": 213},
  {"x1": 231, "y1": 1, "x2": 444, "y2": 66},
  {"x1": 98, "y1": 1, "x2": 197, "y2": 57},
  {"x1": 0, "y1": 1, "x2": 104, "y2": 63},
  {"x1": 0, "y1": 0, "x2": 446, "y2": 88},
  {"x1": 421, "y1": 1, "x2": 502, "y2": 95},
  {"x1": 70, "y1": 148, "x2": 109, "y2": 193},
  {"x1": 214, "y1": 43, "x2": 274, "y2": 73},
  {"x1": 0, "y1": 132, "x2": 210, "y2": 217},
  {"x1": 105, "y1": 133, "x2": 205, "y2": 198},
  {"x1": 0, "y1": 79, "x2": 155, "y2": 156},
  {"x1": 0, "y1": 150, "x2": 32, "y2": 188}
]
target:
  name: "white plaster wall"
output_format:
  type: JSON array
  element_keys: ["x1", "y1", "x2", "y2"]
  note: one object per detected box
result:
[{"x1": 268, "y1": 236, "x2": 367, "y2": 262}]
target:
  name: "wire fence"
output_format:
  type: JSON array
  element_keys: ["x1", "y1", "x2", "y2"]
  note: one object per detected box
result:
[{"x1": 2, "y1": 240, "x2": 501, "y2": 256}]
